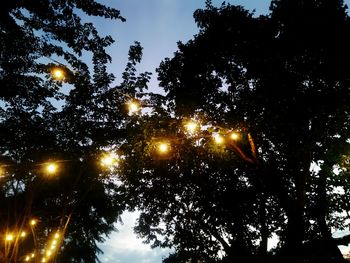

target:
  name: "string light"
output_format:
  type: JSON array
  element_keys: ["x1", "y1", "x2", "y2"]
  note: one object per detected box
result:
[
  {"x1": 157, "y1": 142, "x2": 170, "y2": 155},
  {"x1": 184, "y1": 120, "x2": 199, "y2": 134},
  {"x1": 100, "y1": 152, "x2": 119, "y2": 169},
  {"x1": 5, "y1": 233, "x2": 14, "y2": 242},
  {"x1": 20, "y1": 231, "x2": 27, "y2": 238},
  {"x1": 213, "y1": 134, "x2": 225, "y2": 145},
  {"x1": 229, "y1": 132, "x2": 240, "y2": 141},
  {"x1": 54, "y1": 232, "x2": 60, "y2": 239},
  {"x1": 30, "y1": 219, "x2": 37, "y2": 226},
  {"x1": 25, "y1": 255, "x2": 30, "y2": 261},
  {"x1": 51, "y1": 67, "x2": 65, "y2": 80},
  {"x1": 45, "y1": 163, "x2": 58, "y2": 175},
  {"x1": 127, "y1": 100, "x2": 141, "y2": 115}
]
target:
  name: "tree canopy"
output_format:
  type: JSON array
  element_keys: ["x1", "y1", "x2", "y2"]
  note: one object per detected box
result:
[
  {"x1": 120, "y1": 0, "x2": 350, "y2": 262},
  {"x1": 0, "y1": 0, "x2": 150, "y2": 262},
  {"x1": 2, "y1": 0, "x2": 350, "y2": 262}
]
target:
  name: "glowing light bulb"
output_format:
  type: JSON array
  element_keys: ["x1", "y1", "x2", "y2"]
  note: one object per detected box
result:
[
  {"x1": 20, "y1": 231, "x2": 26, "y2": 238},
  {"x1": 31, "y1": 253, "x2": 35, "y2": 258},
  {"x1": 100, "y1": 152, "x2": 119, "y2": 168},
  {"x1": 51, "y1": 68, "x2": 65, "y2": 80},
  {"x1": 25, "y1": 256, "x2": 30, "y2": 261},
  {"x1": 213, "y1": 134, "x2": 224, "y2": 145},
  {"x1": 157, "y1": 142, "x2": 170, "y2": 154},
  {"x1": 45, "y1": 163, "x2": 58, "y2": 175},
  {"x1": 5, "y1": 233, "x2": 14, "y2": 242},
  {"x1": 229, "y1": 132, "x2": 240, "y2": 141},
  {"x1": 42, "y1": 258, "x2": 46, "y2": 262},
  {"x1": 184, "y1": 120, "x2": 199, "y2": 134},
  {"x1": 54, "y1": 232, "x2": 60, "y2": 239},
  {"x1": 127, "y1": 100, "x2": 140, "y2": 115},
  {"x1": 30, "y1": 219, "x2": 37, "y2": 226},
  {"x1": 46, "y1": 251, "x2": 52, "y2": 257}
]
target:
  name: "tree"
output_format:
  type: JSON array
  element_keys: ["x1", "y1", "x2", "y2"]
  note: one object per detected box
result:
[
  {"x1": 120, "y1": 1, "x2": 350, "y2": 262},
  {"x1": 0, "y1": 1, "x2": 150, "y2": 262}
]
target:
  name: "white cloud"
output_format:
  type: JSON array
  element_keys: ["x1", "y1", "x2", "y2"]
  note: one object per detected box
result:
[{"x1": 98, "y1": 211, "x2": 173, "y2": 263}]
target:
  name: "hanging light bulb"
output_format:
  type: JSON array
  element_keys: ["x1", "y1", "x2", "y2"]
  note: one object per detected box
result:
[
  {"x1": 45, "y1": 162, "x2": 58, "y2": 175},
  {"x1": 29, "y1": 219, "x2": 37, "y2": 226},
  {"x1": 184, "y1": 120, "x2": 199, "y2": 134},
  {"x1": 5, "y1": 233, "x2": 14, "y2": 242},
  {"x1": 213, "y1": 134, "x2": 224, "y2": 145},
  {"x1": 51, "y1": 67, "x2": 65, "y2": 81},
  {"x1": 229, "y1": 131, "x2": 240, "y2": 141},
  {"x1": 100, "y1": 152, "x2": 119, "y2": 169},
  {"x1": 156, "y1": 141, "x2": 171, "y2": 155},
  {"x1": 127, "y1": 100, "x2": 141, "y2": 115}
]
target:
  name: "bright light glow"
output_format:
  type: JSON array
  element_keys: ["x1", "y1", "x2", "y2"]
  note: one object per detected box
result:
[
  {"x1": 157, "y1": 142, "x2": 170, "y2": 154},
  {"x1": 46, "y1": 251, "x2": 52, "y2": 257},
  {"x1": 31, "y1": 253, "x2": 35, "y2": 258},
  {"x1": 42, "y1": 258, "x2": 46, "y2": 262},
  {"x1": 30, "y1": 219, "x2": 37, "y2": 226},
  {"x1": 54, "y1": 233, "x2": 60, "y2": 239},
  {"x1": 20, "y1": 231, "x2": 26, "y2": 238},
  {"x1": 52, "y1": 240, "x2": 57, "y2": 246},
  {"x1": 213, "y1": 134, "x2": 224, "y2": 145},
  {"x1": 184, "y1": 120, "x2": 199, "y2": 134},
  {"x1": 100, "y1": 152, "x2": 119, "y2": 168},
  {"x1": 45, "y1": 163, "x2": 58, "y2": 175},
  {"x1": 51, "y1": 68, "x2": 65, "y2": 80},
  {"x1": 5, "y1": 233, "x2": 14, "y2": 242},
  {"x1": 0, "y1": 166, "x2": 4, "y2": 177},
  {"x1": 229, "y1": 132, "x2": 240, "y2": 141},
  {"x1": 127, "y1": 100, "x2": 141, "y2": 115},
  {"x1": 25, "y1": 256, "x2": 30, "y2": 261}
]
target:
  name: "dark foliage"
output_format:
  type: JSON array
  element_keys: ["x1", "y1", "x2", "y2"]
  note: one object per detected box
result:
[
  {"x1": 0, "y1": 1, "x2": 150, "y2": 262},
  {"x1": 121, "y1": 1, "x2": 350, "y2": 262}
]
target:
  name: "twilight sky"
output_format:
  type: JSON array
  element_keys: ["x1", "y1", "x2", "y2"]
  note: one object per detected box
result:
[{"x1": 92, "y1": 1, "x2": 350, "y2": 262}]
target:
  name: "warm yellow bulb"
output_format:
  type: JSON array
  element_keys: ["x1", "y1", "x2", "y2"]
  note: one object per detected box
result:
[
  {"x1": 31, "y1": 253, "x2": 35, "y2": 258},
  {"x1": 157, "y1": 142, "x2": 170, "y2": 154},
  {"x1": 30, "y1": 219, "x2": 37, "y2": 226},
  {"x1": 184, "y1": 121, "x2": 199, "y2": 134},
  {"x1": 25, "y1": 255, "x2": 30, "y2": 261},
  {"x1": 213, "y1": 134, "x2": 224, "y2": 145},
  {"x1": 51, "y1": 68, "x2": 65, "y2": 80},
  {"x1": 229, "y1": 132, "x2": 240, "y2": 141},
  {"x1": 46, "y1": 251, "x2": 52, "y2": 257},
  {"x1": 42, "y1": 258, "x2": 46, "y2": 263},
  {"x1": 5, "y1": 233, "x2": 14, "y2": 242},
  {"x1": 100, "y1": 153, "x2": 119, "y2": 168},
  {"x1": 127, "y1": 100, "x2": 140, "y2": 114},
  {"x1": 20, "y1": 231, "x2": 26, "y2": 238},
  {"x1": 54, "y1": 232, "x2": 60, "y2": 239},
  {"x1": 45, "y1": 163, "x2": 58, "y2": 175},
  {"x1": 101, "y1": 155, "x2": 114, "y2": 166}
]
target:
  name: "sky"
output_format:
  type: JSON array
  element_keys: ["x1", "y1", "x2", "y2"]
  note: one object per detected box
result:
[
  {"x1": 95, "y1": 2, "x2": 270, "y2": 262},
  {"x1": 88, "y1": 0, "x2": 271, "y2": 94},
  {"x1": 92, "y1": 1, "x2": 350, "y2": 262}
]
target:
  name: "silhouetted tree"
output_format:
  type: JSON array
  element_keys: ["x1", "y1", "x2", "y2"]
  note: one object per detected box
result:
[
  {"x1": 0, "y1": 1, "x2": 150, "y2": 262},
  {"x1": 121, "y1": 1, "x2": 350, "y2": 262}
]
